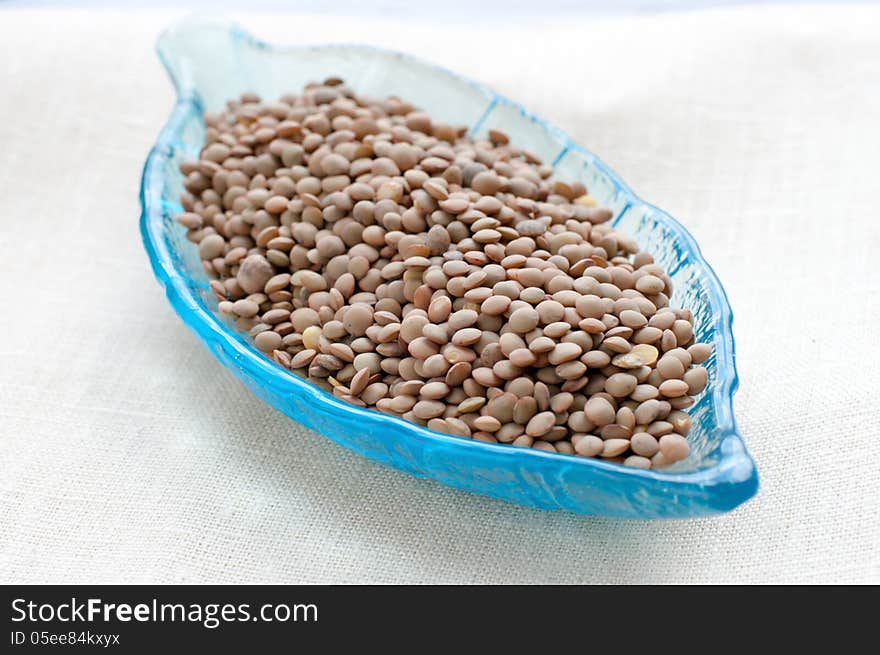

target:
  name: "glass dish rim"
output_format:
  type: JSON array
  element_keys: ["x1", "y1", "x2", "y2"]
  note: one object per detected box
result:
[{"x1": 140, "y1": 15, "x2": 758, "y2": 505}]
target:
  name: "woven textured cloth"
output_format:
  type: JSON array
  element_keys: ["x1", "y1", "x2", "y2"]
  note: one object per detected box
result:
[{"x1": 0, "y1": 6, "x2": 878, "y2": 584}]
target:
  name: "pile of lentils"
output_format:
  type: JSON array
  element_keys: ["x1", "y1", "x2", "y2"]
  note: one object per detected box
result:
[{"x1": 175, "y1": 78, "x2": 712, "y2": 469}]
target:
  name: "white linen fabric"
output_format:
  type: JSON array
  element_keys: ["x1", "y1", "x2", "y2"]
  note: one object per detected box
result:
[{"x1": 0, "y1": 5, "x2": 878, "y2": 584}]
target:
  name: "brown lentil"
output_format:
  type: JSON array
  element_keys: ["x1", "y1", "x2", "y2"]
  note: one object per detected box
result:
[{"x1": 178, "y1": 80, "x2": 711, "y2": 471}]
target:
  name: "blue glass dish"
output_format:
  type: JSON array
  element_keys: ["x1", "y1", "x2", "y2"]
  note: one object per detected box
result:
[{"x1": 140, "y1": 16, "x2": 758, "y2": 518}]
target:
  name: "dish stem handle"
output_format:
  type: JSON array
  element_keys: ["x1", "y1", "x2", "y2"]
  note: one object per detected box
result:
[{"x1": 156, "y1": 15, "x2": 240, "y2": 109}]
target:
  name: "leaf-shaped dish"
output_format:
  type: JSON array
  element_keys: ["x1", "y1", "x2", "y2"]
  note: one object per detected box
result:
[{"x1": 140, "y1": 16, "x2": 758, "y2": 518}]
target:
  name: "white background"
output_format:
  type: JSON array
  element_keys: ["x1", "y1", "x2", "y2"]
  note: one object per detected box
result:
[{"x1": 0, "y1": 3, "x2": 878, "y2": 583}]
